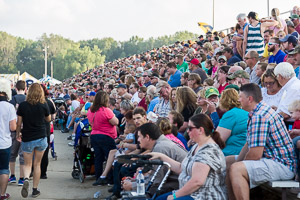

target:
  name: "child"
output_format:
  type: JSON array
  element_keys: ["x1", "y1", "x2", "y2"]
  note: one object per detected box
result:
[{"x1": 255, "y1": 62, "x2": 267, "y2": 86}]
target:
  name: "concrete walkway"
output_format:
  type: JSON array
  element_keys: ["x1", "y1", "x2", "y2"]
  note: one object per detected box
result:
[{"x1": 6, "y1": 130, "x2": 111, "y2": 200}]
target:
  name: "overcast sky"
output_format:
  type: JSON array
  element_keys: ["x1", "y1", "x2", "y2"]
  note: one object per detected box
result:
[{"x1": 0, "y1": 0, "x2": 298, "y2": 42}]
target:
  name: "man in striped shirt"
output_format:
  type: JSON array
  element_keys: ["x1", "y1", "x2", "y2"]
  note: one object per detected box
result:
[{"x1": 226, "y1": 83, "x2": 296, "y2": 200}]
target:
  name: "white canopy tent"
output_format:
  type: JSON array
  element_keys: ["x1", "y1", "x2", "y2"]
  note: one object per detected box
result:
[{"x1": 39, "y1": 75, "x2": 62, "y2": 85}]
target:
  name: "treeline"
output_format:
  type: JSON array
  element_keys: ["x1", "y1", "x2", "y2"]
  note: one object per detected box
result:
[{"x1": 0, "y1": 31, "x2": 198, "y2": 80}]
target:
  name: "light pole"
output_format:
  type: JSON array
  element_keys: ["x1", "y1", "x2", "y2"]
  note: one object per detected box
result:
[
  {"x1": 43, "y1": 45, "x2": 49, "y2": 78},
  {"x1": 267, "y1": 0, "x2": 270, "y2": 17},
  {"x1": 213, "y1": 0, "x2": 215, "y2": 28}
]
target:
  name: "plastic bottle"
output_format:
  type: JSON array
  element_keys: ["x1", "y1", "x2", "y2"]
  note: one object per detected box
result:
[
  {"x1": 93, "y1": 191, "x2": 101, "y2": 198},
  {"x1": 136, "y1": 170, "x2": 145, "y2": 195}
]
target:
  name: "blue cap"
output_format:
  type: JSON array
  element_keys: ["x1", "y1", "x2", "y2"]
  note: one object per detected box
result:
[
  {"x1": 88, "y1": 91, "x2": 96, "y2": 96},
  {"x1": 279, "y1": 34, "x2": 298, "y2": 46},
  {"x1": 116, "y1": 83, "x2": 127, "y2": 89}
]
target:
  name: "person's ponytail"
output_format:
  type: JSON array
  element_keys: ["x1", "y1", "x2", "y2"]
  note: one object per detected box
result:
[{"x1": 211, "y1": 130, "x2": 225, "y2": 149}]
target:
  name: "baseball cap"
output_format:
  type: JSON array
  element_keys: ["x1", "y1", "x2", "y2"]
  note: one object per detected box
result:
[
  {"x1": 136, "y1": 67, "x2": 144, "y2": 73},
  {"x1": 88, "y1": 91, "x2": 96, "y2": 96},
  {"x1": 155, "y1": 81, "x2": 169, "y2": 93},
  {"x1": 218, "y1": 55, "x2": 227, "y2": 62},
  {"x1": 225, "y1": 84, "x2": 240, "y2": 92},
  {"x1": 289, "y1": 14, "x2": 299, "y2": 19},
  {"x1": 151, "y1": 73, "x2": 160, "y2": 79},
  {"x1": 286, "y1": 20, "x2": 295, "y2": 27},
  {"x1": 288, "y1": 46, "x2": 300, "y2": 55},
  {"x1": 227, "y1": 70, "x2": 250, "y2": 80},
  {"x1": 205, "y1": 87, "x2": 219, "y2": 98},
  {"x1": 279, "y1": 34, "x2": 298, "y2": 46},
  {"x1": 184, "y1": 44, "x2": 190, "y2": 47},
  {"x1": 116, "y1": 83, "x2": 127, "y2": 89},
  {"x1": 190, "y1": 58, "x2": 200, "y2": 65}
]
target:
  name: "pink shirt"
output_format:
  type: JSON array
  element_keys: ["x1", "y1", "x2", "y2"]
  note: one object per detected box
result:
[
  {"x1": 165, "y1": 134, "x2": 184, "y2": 148},
  {"x1": 87, "y1": 107, "x2": 117, "y2": 139}
]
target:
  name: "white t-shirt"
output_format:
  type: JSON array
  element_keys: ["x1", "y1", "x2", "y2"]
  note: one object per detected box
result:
[
  {"x1": 261, "y1": 87, "x2": 284, "y2": 108},
  {"x1": 131, "y1": 92, "x2": 141, "y2": 104},
  {"x1": 0, "y1": 101, "x2": 16, "y2": 149},
  {"x1": 70, "y1": 100, "x2": 80, "y2": 114}
]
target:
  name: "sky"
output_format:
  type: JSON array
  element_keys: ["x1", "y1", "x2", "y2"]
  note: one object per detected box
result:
[{"x1": 0, "y1": 0, "x2": 299, "y2": 42}]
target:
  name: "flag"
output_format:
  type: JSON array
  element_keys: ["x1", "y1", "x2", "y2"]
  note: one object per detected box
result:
[{"x1": 197, "y1": 22, "x2": 213, "y2": 33}]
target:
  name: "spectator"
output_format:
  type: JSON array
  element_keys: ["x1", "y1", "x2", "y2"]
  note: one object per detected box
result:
[
  {"x1": 0, "y1": 79, "x2": 17, "y2": 200},
  {"x1": 280, "y1": 35, "x2": 298, "y2": 59},
  {"x1": 261, "y1": 68, "x2": 283, "y2": 108},
  {"x1": 286, "y1": 20, "x2": 299, "y2": 39},
  {"x1": 176, "y1": 54, "x2": 188, "y2": 73},
  {"x1": 108, "y1": 98, "x2": 121, "y2": 117},
  {"x1": 146, "y1": 85, "x2": 159, "y2": 114},
  {"x1": 288, "y1": 100, "x2": 300, "y2": 139},
  {"x1": 216, "y1": 88, "x2": 248, "y2": 156},
  {"x1": 150, "y1": 73, "x2": 160, "y2": 86},
  {"x1": 116, "y1": 83, "x2": 129, "y2": 97},
  {"x1": 155, "y1": 81, "x2": 171, "y2": 118},
  {"x1": 262, "y1": 30, "x2": 274, "y2": 60},
  {"x1": 87, "y1": 91, "x2": 118, "y2": 185},
  {"x1": 244, "y1": 50, "x2": 261, "y2": 84},
  {"x1": 203, "y1": 78, "x2": 214, "y2": 87},
  {"x1": 214, "y1": 65, "x2": 230, "y2": 94},
  {"x1": 274, "y1": 62, "x2": 300, "y2": 119},
  {"x1": 289, "y1": 14, "x2": 300, "y2": 34},
  {"x1": 232, "y1": 23, "x2": 244, "y2": 59},
  {"x1": 188, "y1": 58, "x2": 208, "y2": 84},
  {"x1": 236, "y1": 13, "x2": 249, "y2": 31},
  {"x1": 176, "y1": 87, "x2": 197, "y2": 133},
  {"x1": 169, "y1": 88, "x2": 177, "y2": 110},
  {"x1": 129, "y1": 82, "x2": 141, "y2": 106},
  {"x1": 224, "y1": 47, "x2": 241, "y2": 66},
  {"x1": 255, "y1": 62, "x2": 268, "y2": 86},
  {"x1": 137, "y1": 86, "x2": 147, "y2": 111},
  {"x1": 150, "y1": 114, "x2": 227, "y2": 200},
  {"x1": 143, "y1": 71, "x2": 152, "y2": 87},
  {"x1": 289, "y1": 46, "x2": 300, "y2": 79},
  {"x1": 167, "y1": 62, "x2": 182, "y2": 87},
  {"x1": 16, "y1": 83, "x2": 51, "y2": 198},
  {"x1": 226, "y1": 83, "x2": 296, "y2": 200},
  {"x1": 269, "y1": 8, "x2": 288, "y2": 35},
  {"x1": 268, "y1": 37, "x2": 286, "y2": 64},
  {"x1": 187, "y1": 73, "x2": 202, "y2": 94},
  {"x1": 180, "y1": 72, "x2": 190, "y2": 86}
]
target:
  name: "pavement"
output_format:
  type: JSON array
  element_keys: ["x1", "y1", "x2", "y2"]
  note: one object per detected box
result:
[{"x1": 6, "y1": 129, "x2": 111, "y2": 200}]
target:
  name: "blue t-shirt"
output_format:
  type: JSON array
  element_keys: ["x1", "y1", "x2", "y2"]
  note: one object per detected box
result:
[
  {"x1": 218, "y1": 107, "x2": 248, "y2": 156},
  {"x1": 147, "y1": 96, "x2": 160, "y2": 114},
  {"x1": 168, "y1": 70, "x2": 182, "y2": 87},
  {"x1": 268, "y1": 49, "x2": 286, "y2": 64},
  {"x1": 295, "y1": 66, "x2": 299, "y2": 78},
  {"x1": 227, "y1": 55, "x2": 241, "y2": 66},
  {"x1": 177, "y1": 133, "x2": 189, "y2": 151}
]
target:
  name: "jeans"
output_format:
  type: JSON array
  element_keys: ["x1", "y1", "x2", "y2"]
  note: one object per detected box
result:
[
  {"x1": 21, "y1": 137, "x2": 47, "y2": 153},
  {"x1": 293, "y1": 136, "x2": 300, "y2": 178},
  {"x1": 90, "y1": 134, "x2": 116, "y2": 179},
  {"x1": 156, "y1": 192, "x2": 194, "y2": 200},
  {"x1": 0, "y1": 147, "x2": 11, "y2": 175}
]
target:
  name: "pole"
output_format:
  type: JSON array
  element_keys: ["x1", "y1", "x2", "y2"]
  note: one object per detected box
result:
[
  {"x1": 267, "y1": 0, "x2": 269, "y2": 17},
  {"x1": 44, "y1": 45, "x2": 48, "y2": 78},
  {"x1": 51, "y1": 60, "x2": 53, "y2": 78},
  {"x1": 212, "y1": 0, "x2": 214, "y2": 28}
]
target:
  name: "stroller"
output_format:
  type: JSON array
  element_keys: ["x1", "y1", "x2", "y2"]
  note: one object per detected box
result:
[
  {"x1": 53, "y1": 98, "x2": 68, "y2": 130},
  {"x1": 71, "y1": 118, "x2": 95, "y2": 183},
  {"x1": 116, "y1": 155, "x2": 171, "y2": 200},
  {"x1": 50, "y1": 122, "x2": 57, "y2": 160}
]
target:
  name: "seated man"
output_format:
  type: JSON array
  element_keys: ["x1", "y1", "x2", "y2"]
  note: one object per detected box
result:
[{"x1": 226, "y1": 83, "x2": 296, "y2": 200}]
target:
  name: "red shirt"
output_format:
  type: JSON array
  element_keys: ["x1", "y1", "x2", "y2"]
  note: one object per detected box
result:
[
  {"x1": 218, "y1": 83, "x2": 229, "y2": 94},
  {"x1": 293, "y1": 120, "x2": 300, "y2": 130}
]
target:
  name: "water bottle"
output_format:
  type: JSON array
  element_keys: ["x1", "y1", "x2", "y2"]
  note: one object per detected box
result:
[
  {"x1": 93, "y1": 191, "x2": 101, "y2": 198},
  {"x1": 136, "y1": 170, "x2": 145, "y2": 195}
]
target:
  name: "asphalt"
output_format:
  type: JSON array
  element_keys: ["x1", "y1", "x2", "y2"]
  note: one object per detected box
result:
[{"x1": 6, "y1": 130, "x2": 111, "y2": 200}]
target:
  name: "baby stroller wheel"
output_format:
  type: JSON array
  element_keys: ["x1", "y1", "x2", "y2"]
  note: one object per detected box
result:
[
  {"x1": 72, "y1": 170, "x2": 80, "y2": 179},
  {"x1": 79, "y1": 172, "x2": 85, "y2": 183}
]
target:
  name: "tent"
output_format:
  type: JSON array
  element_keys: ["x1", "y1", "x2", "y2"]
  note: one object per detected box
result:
[
  {"x1": 39, "y1": 75, "x2": 62, "y2": 85},
  {"x1": 0, "y1": 74, "x2": 18, "y2": 82},
  {"x1": 19, "y1": 72, "x2": 39, "y2": 83}
]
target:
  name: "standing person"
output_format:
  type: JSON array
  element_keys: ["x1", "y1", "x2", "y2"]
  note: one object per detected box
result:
[
  {"x1": 268, "y1": 8, "x2": 288, "y2": 35},
  {"x1": 16, "y1": 83, "x2": 51, "y2": 198},
  {"x1": 40, "y1": 84, "x2": 56, "y2": 179},
  {"x1": 87, "y1": 91, "x2": 119, "y2": 185},
  {"x1": 0, "y1": 79, "x2": 17, "y2": 200},
  {"x1": 8, "y1": 80, "x2": 26, "y2": 186}
]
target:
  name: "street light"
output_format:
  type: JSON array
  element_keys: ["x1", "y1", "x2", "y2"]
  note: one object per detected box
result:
[{"x1": 43, "y1": 45, "x2": 49, "y2": 78}]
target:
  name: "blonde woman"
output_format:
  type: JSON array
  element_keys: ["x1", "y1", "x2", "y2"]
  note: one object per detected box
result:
[
  {"x1": 176, "y1": 87, "x2": 197, "y2": 132},
  {"x1": 216, "y1": 88, "x2": 248, "y2": 156},
  {"x1": 169, "y1": 88, "x2": 177, "y2": 110},
  {"x1": 269, "y1": 8, "x2": 288, "y2": 35},
  {"x1": 16, "y1": 83, "x2": 51, "y2": 198}
]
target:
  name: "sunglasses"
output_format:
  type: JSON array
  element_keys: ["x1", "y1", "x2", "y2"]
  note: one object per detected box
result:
[
  {"x1": 143, "y1": 75, "x2": 149, "y2": 77},
  {"x1": 187, "y1": 126, "x2": 198, "y2": 131},
  {"x1": 268, "y1": 42, "x2": 277, "y2": 46},
  {"x1": 218, "y1": 60, "x2": 226, "y2": 63},
  {"x1": 264, "y1": 81, "x2": 275, "y2": 86}
]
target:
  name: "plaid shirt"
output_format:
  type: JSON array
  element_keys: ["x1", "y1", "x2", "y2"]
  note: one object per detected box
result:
[
  {"x1": 155, "y1": 98, "x2": 171, "y2": 118},
  {"x1": 247, "y1": 101, "x2": 296, "y2": 172}
]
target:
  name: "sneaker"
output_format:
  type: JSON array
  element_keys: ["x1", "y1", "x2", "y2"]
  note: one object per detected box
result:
[
  {"x1": 18, "y1": 179, "x2": 24, "y2": 186},
  {"x1": 61, "y1": 128, "x2": 69, "y2": 133},
  {"x1": 92, "y1": 177, "x2": 108, "y2": 186},
  {"x1": 8, "y1": 176, "x2": 16, "y2": 183},
  {"x1": 67, "y1": 135, "x2": 72, "y2": 140},
  {"x1": 290, "y1": 187, "x2": 300, "y2": 194},
  {"x1": 68, "y1": 141, "x2": 75, "y2": 146},
  {"x1": 32, "y1": 189, "x2": 40, "y2": 198},
  {"x1": 40, "y1": 175, "x2": 47, "y2": 179},
  {"x1": 0, "y1": 193, "x2": 10, "y2": 200},
  {"x1": 21, "y1": 179, "x2": 29, "y2": 198}
]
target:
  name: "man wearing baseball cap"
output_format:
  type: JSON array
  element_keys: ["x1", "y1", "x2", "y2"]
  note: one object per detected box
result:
[
  {"x1": 289, "y1": 14, "x2": 300, "y2": 34},
  {"x1": 116, "y1": 84, "x2": 129, "y2": 97},
  {"x1": 188, "y1": 58, "x2": 207, "y2": 84},
  {"x1": 227, "y1": 70, "x2": 250, "y2": 87},
  {"x1": 288, "y1": 46, "x2": 300, "y2": 79}
]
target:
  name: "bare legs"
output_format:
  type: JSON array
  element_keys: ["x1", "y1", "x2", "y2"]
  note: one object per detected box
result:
[
  {"x1": 0, "y1": 174, "x2": 9, "y2": 196},
  {"x1": 101, "y1": 149, "x2": 117, "y2": 177}
]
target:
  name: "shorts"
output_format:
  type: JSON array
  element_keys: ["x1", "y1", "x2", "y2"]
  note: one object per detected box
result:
[
  {"x1": 0, "y1": 147, "x2": 11, "y2": 175},
  {"x1": 9, "y1": 131, "x2": 25, "y2": 165},
  {"x1": 243, "y1": 158, "x2": 295, "y2": 188},
  {"x1": 21, "y1": 137, "x2": 48, "y2": 153}
]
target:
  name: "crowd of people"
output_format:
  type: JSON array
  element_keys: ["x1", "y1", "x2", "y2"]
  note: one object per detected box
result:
[{"x1": 1, "y1": 5, "x2": 300, "y2": 200}]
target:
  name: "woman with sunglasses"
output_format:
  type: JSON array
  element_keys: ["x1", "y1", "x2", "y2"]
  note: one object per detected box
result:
[
  {"x1": 148, "y1": 114, "x2": 226, "y2": 200},
  {"x1": 261, "y1": 68, "x2": 283, "y2": 109}
]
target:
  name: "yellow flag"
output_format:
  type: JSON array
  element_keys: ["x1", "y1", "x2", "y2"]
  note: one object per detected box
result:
[{"x1": 197, "y1": 22, "x2": 213, "y2": 33}]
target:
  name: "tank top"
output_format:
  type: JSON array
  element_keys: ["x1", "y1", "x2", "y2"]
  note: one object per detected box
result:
[{"x1": 246, "y1": 22, "x2": 264, "y2": 57}]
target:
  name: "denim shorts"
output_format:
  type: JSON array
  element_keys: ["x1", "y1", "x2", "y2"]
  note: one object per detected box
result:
[
  {"x1": 21, "y1": 137, "x2": 48, "y2": 153},
  {"x1": 0, "y1": 147, "x2": 11, "y2": 175}
]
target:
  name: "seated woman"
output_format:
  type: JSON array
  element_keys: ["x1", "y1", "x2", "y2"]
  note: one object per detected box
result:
[
  {"x1": 216, "y1": 88, "x2": 248, "y2": 156},
  {"x1": 95, "y1": 123, "x2": 136, "y2": 185},
  {"x1": 149, "y1": 114, "x2": 227, "y2": 200},
  {"x1": 156, "y1": 118, "x2": 185, "y2": 149},
  {"x1": 187, "y1": 73, "x2": 202, "y2": 94}
]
